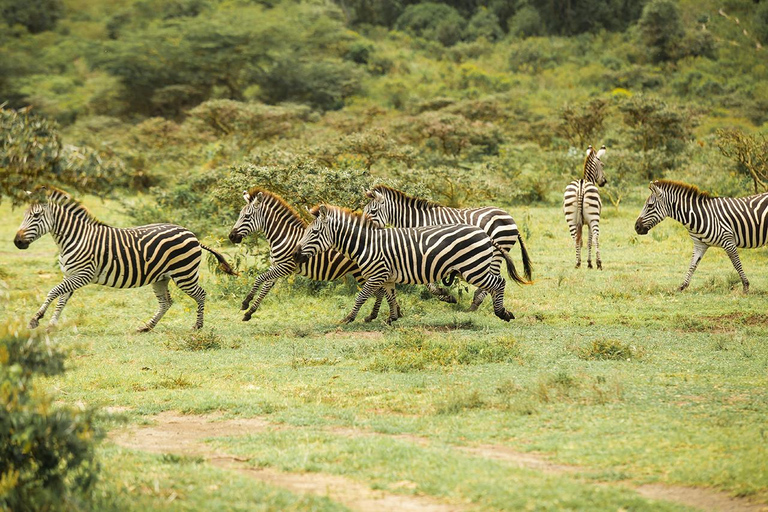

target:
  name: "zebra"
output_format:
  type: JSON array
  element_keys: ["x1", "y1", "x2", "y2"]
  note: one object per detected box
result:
[
  {"x1": 362, "y1": 185, "x2": 532, "y2": 310},
  {"x1": 13, "y1": 186, "x2": 236, "y2": 331},
  {"x1": 635, "y1": 180, "x2": 768, "y2": 292},
  {"x1": 293, "y1": 204, "x2": 526, "y2": 324},
  {"x1": 563, "y1": 145, "x2": 608, "y2": 269},
  {"x1": 228, "y1": 188, "x2": 397, "y2": 322}
]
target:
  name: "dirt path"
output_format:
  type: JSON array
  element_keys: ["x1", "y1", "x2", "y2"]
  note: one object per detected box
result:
[{"x1": 110, "y1": 411, "x2": 767, "y2": 512}]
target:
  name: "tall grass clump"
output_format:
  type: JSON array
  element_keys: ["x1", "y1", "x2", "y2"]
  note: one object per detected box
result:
[
  {"x1": 0, "y1": 325, "x2": 101, "y2": 511},
  {"x1": 576, "y1": 338, "x2": 642, "y2": 361}
]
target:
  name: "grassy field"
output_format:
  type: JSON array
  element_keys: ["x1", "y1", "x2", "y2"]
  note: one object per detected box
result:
[{"x1": 2, "y1": 192, "x2": 767, "y2": 511}]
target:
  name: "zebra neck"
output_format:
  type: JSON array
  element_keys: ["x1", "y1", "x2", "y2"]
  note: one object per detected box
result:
[
  {"x1": 329, "y1": 217, "x2": 371, "y2": 260},
  {"x1": 667, "y1": 193, "x2": 705, "y2": 229},
  {"x1": 260, "y1": 214, "x2": 305, "y2": 248},
  {"x1": 50, "y1": 205, "x2": 100, "y2": 250}
]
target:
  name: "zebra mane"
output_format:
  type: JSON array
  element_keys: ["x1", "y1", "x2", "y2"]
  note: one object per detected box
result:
[
  {"x1": 247, "y1": 187, "x2": 307, "y2": 227},
  {"x1": 371, "y1": 185, "x2": 441, "y2": 209},
  {"x1": 654, "y1": 180, "x2": 712, "y2": 198},
  {"x1": 34, "y1": 185, "x2": 105, "y2": 225},
  {"x1": 310, "y1": 204, "x2": 379, "y2": 228}
]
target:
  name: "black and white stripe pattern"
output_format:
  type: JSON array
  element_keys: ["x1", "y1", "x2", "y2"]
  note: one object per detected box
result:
[
  {"x1": 563, "y1": 145, "x2": 607, "y2": 269},
  {"x1": 294, "y1": 205, "x2": 524, "y2": 324},
  {"x1": 362, "y1": 185, "x2": 532, "y2": 309},
  {"x1": 228, "y1": 188, "x2": 394, "y2": 322},
  {"x1": 13, "y1": 186, "x2": 235, "y2": 331},
  {"x1": 635, "y1": 180, "x2": 768, "y2": 292}
]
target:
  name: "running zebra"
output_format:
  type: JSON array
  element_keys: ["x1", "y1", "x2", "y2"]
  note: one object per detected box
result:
[
  {"x1": 635, "y1": 180, "x2": 768, "y2": 292},
  {"x1": 228, "y1": 188, "x2": 396, "y2": 322},
  {"x1": 13, "y1": 186, "x2": 236, "y2": 331},
  {"x1": 362, "y1": 186, "x2": 532, "y2": 310},
  {"x1": 294, "y1": 205, "x2": 526, "y2": 324},
  {"x1": 563, "y1": 145, "x2": 607, "y2": 269}
]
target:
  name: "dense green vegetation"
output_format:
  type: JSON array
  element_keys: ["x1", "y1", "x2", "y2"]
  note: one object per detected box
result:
[{"x1": 2, "y1": 0, "x2": 768, "y2": 509}]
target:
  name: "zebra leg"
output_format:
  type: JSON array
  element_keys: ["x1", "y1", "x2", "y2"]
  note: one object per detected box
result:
[
  {"x1": 679, "y1": 240, "x2": 709, "y2": 291},
  {"x1": 723, "y1": 245, "x2": 750, "y2": 293},
  {"x1": 587, "y1": 226, "x2": 593, "y2": 269},
  {"x1": 426, "y1": 283, "x2": 457, "y2": 304},
  {"x1": 138, "y1": 279, "x2": 173, "y2": 333},
  {"x1": 342, "y1": 280, "x2": 383, "y2": 324},
  {"x1": 469, "y1": 259, "x2": 499, "y2": 311},
  {"x1": 470, "y1": 273, "x2": 514, "y2": 321},
  {"x1": 243, "y1": 280, "x2": 276, "y2": 322},
  {"x1": 29, "y1": 275, "x2": 91, "y2": 329},
  {"x1": 242, "y1": 264, "x2": 294, "y2": 310},
  {"x1": 47, "y1": 292, "x2": 73, "y2": 330},
  {"x1": 364, "y1": 288, "x2": 385, "y2": 323},
  {"x1": 574, "y1": 225, "x2": 583, "y2": 268},
  {"x1": 591, "y1": 221, "x2": 602, "y2": 270},
  {"x1": 174, "y1": 275, "x2": 207, "y2": 329},
  {"x1": 383, "y1": 284, "x2": 401, "y2": 324}
]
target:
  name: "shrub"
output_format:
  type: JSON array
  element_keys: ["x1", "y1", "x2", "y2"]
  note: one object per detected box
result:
[
  {"x1": 465, "y1": 8, "x2": 503, "y2": 42},
  {"x1": 0, "y1": 326, "x2": 101, "y2": 511},
  {"x1": 576, "y1": 338, "x2": 641, "y2": 361},
  {"x1": 0, "y1": 0, "x2": 64, "y2": 33},
  {"x1": 715, "y1": 129, "x2": 768, "y2": 194},
  {"x1": 507, "y1": 6, "x2": 543, "y2": 38},
  {"x1": 638, "y1": 0, "x2": 684, "y2": 62},
  {"x1": 395, "y1": 2, "x2": 466, "y2": 47}
]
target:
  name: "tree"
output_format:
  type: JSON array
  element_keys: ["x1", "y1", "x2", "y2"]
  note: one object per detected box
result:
[
  {"x1": 716, "y1": 129, "x2": 768, "y2": 194},
  {"x1": 0, "y1": 106, "x2": 127, "y2": 205},
  {"x1": 395, "y1": 3, "x2": 467, "y2": 46},
  {"x1": 558, "y1": 98, "x2": 609, "y2": 149},
  {"x1": 0, "y1": 0, "x2": 63, "y2": 33},
  {"x1": 638, "y1": 0, "x2": 684, "y2": 62}
]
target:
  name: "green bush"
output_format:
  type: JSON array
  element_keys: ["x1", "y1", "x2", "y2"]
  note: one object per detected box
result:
[
  {"x1": 395, "y1": 2, "x2": 466, "y2": 47},
  {"x1": 0, "y1": 0, "x2": 64, "y2": 33},
  {"x1": 638, "y1": 0, "x2": 684, "y2": 62},
  {"x1": 0, "y1": 326, "x2": 101, "y2": 511}
]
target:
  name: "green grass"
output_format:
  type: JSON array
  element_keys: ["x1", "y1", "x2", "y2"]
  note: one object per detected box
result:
[{"x1": 2, "y1": 196, "x2": 767, "y2": 510}]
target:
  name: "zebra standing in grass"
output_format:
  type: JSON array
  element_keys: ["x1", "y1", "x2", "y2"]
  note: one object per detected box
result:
[
  {"x1": 362, "y1": 185, "x2": 532, "y2": 310},
  {"x1": 228, "y1": 188, "x2": 396, "y2": 322},
  {"x1": 13, "y1": 186, "x2": 236, "y2": 331},
  {"x1": 563, "y1": 145, "x2": 607, "y2": 269},
  {"x1": 635, "y1": 180, "x2": 768, "y2": 292},
  {"x1": 294, "y1": 205, "x2": 527, "y2": 324}
]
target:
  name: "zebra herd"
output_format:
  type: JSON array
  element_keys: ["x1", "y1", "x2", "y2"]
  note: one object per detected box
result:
[{"x1": 13, "y1": 146, "x2": 768, "y2": 331}]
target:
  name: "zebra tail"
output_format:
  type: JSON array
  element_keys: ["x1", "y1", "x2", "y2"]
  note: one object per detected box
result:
[
  {"x1": 492, "y1": 240, "x2": 530, "y2": 286},
  {"x1": 517, "y1": 235, "x2": 533, "y2": 282},
  {"x1": 200, "y1": 244, "x2": 239, "y2": 276}
]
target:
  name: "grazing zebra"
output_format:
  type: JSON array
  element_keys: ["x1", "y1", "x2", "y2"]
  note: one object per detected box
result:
[
  {"x1": 362, "y1": 185, "x2": 532, "y2": 310},
  {"x1": 228, "y1": 188, "x2": 396, "y2": 322},
  {"x1": 563, "y1": 145, "x2": 608, "y2": 269},
  {"x1": 13, "y1": 186, "x2": 236, "y2": 331},
  {"x1": 293, "y1": 205, "x2": 525, "y2": 324},
  {"x1": 635, "y1": 180, "x2": 768, "y2": 292}
]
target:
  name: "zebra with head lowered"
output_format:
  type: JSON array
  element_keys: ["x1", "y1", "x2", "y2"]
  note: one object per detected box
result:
[
  {"x1": 294, "y1": 205, "x2": 526, "y2": 324},
  {"x1": 563, "y1": 145, "x2": 608, "y2": 269},
  {"x1": 228, "y1": 188, "x2": 396, "y2": 322},
  {"x1": 13, "y1": 186, "x2": 236, "y2": 331},
  {"x1": 362, "y1": 186, "x2": 532, "y2": 310},
  {"x1": 635, "y1": 180, "x2": 768, "y2": 292}
]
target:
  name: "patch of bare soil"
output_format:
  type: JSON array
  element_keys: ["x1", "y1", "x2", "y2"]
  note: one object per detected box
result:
[
  {"x1": 636, "y1": 484, "x2": 766, "y2": 512},
  {"x1": 457, "y1": 445, "x2": 579, "y2": 474},
  {"x1": 110, "y1": 412, "x2": 462, "y2": 512}
]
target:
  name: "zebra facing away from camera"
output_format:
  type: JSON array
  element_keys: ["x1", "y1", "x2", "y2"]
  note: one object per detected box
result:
[
  {"x1": 563, "y1": 145, "x2": 608, "y2": 269},
  {"x1": 294, "y1": 205, "x2": 526, "y2": 324},
  {"x1": 635, "y1": 180, "x2": 768, "y2": 292},
  {"x1": 13, "y1": 186, "x2": 236, "y2": 331},
  {"x1": 228, "y1": 188, "x2": 396, "y2": 322},
  {"x1": 362, "y1": 185, "x2": 532, "y2": 310}
]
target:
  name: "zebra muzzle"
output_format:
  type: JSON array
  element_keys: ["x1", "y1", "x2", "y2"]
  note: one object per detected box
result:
[
  {"x1": 228, "y1": 231, "x2": 243, "y2": 244},
  {"x1": 293, "y1": 248, "x2": 309, "y2": 265},
  {"x1": 634, "y1": 218, "x2": 648, "y2": 235},
  {"x1": 14, "y1": 232, "x2": 29, "y2": 250}
]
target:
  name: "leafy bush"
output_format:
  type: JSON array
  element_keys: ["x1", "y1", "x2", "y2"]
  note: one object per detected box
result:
[
  {"x1": 715, "y1": 129, "x2": 768, "y2": 194},
  {"x1": 507, "y1": 6, "x2": 543, "y2": 38},
  {"x1": 638, "y1": 0, "x2": 684, "y2": 62},
  {"x1": 558, "y1": 98, "x2": 609, "y2": 149},
  {"x1": 395, "y1": 2, "x2": 466, "y2": 47},
  {"x1": 465, "y1": 8, "x2": 503, "y2": 42},
  {"x1": 0, "y1": 326, "x2": 101, "y2": 511},
  {"x1": 0, "y1": 0, "x2": 64, "y2": 33}
]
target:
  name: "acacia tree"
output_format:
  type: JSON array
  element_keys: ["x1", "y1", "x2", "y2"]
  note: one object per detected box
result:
[
  {"x1": 0, "y1": 106, "x2": 125, "y2": 205},
  {"x1": 716, "y1": 129, "x2": 768, "y2": 194},
  {"x1": 558, "y1": 98, "x2": 609, "y2": 149}
]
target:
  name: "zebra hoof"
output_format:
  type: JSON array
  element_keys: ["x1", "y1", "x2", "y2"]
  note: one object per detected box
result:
[
  {"x1": 240, "y1": 301, "x2": 251, "y2": 310},
  {"x1": 468, "y1": 304, "x2": 479, "y2": 312},
  {"x1": 136, "y1": 324, "x2": 153, "y2": 333},
  {"x1": 193, "y1": 324, "x2": 203, "y2": 330},
  {"x1": 575, "y1": 263, "x2": 581, "y2": 269},
  {"x1": 28, "y1": 318, "x2": 39, "y2": 329},
  {"x1": 587, "y1": 262, "x2": 593, "y2": 269},
  {"x1": 242, "y1": 313, "x2": 252, "y2": 322},
  {"x1": 497, "y1": 310, "x2": 515, "y2": 322},
  {"x1": 364, "y1": 314, "x2": 377, "y2": 323},
  {"x1": 339, "y1": 316, "x2": 354, "y2": 324},
  {"x1": 597, "y1": 262, "x2": 603, "y2": 270}
]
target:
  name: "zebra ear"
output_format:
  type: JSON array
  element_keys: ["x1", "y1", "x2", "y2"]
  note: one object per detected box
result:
[
  {"x1": 364, "y1": 188, "x2": 374, "y2": 199},
  {"x1": 649, "y1": 182, "x2": 661, "y2": 197},
  {"x1": 318, "y1": 205, "x2": 328, "y2": 219},
  {"x1": 373, "y1": 190, "x2": 384, "y2": 201},
  {"x1": 586, "y1": 145, "x2": 593, "y2": 156},
  {"x1": 243, "y1": 191, "x2": 251, "y2": 203},
  {"x1": 254, "y1": 192, "x2": 263, "y2": 205},
  {"x1": 596, "y1": 145, "x2": 606, "y2": 159}
]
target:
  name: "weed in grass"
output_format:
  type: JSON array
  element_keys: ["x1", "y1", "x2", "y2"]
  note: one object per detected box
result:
[
  {"x1": 164, "y1": 330, "x2": 223, "y2": 351},
  {"x1": 155, "y1": 374, "x2": 196, "y2": 390},
  {"x1": 713, "y1": 337, "x2": 729, "y2": 351},
  {"x1": 576, "y1": 338, "x2": 642, "y2": 361},
  {"x1": 495, "y1": 379, "x2": 538, "y2": 415},
  {"x1": 436, "y1": 389, "x2": 485, "y2": 415}
]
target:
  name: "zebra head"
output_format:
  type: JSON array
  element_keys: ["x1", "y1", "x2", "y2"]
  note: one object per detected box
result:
[
  {"x1": 14, "y1": 201, "x2": 53, "y2": 250},
  {"x1": 362, "y1": 188, "x2": 388, "y2": 228},
  {"x1": 635, "y1": 182, "x2": 667, "y2": 235},
  {"x1": 229, "y1": 190, "x2": 264, "y2": 244},
  {"x1": 584, "y1": 145, "x2": 607, "y2": 187},
  {"x1": 293, "y1": 205, "x2": 333, "y2": 265}
]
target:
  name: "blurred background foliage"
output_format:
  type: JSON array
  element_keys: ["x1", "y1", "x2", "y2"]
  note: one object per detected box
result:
[{"x1": 0, "y1": 0, "x2": 766, "y2": 231}]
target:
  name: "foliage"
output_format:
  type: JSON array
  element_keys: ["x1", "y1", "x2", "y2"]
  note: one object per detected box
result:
[
  {"x1": 638, "y1": 0, "x2": 684, "y2": 62},
  {"x1": 0, "y1": 106, "x2": 128, "y2": 205},
  {"x1": 0, "y1": 326, "x2": 101, "y2": 511},
  {"x1": 558, "y1": 98, "x2": 609, "y2": 149},
  {"x1": 0, "y1": 0, "x2": 63, "y2": 34},
  {"x1": 715, "y1": 129, "x2": 768, "y2": 194},
  {"x1": 395, "y1": 2, "x2": 466, "y2": 46},
  {"x1": 507, "y1": 5, "x2": 543, "y2": 38},
  {"x1": 465, "y1": 8, "x2": 503, "y2": 42}
]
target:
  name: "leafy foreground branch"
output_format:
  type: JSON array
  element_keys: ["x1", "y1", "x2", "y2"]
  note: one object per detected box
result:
[{"x1": 0, "y1": 325, "x2": 102, "y2": 512}]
